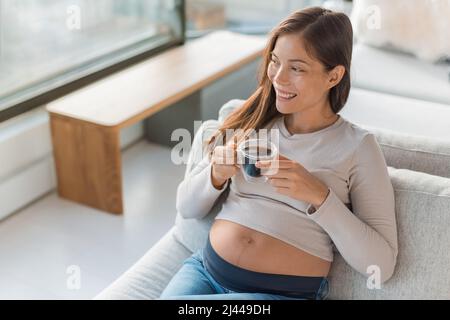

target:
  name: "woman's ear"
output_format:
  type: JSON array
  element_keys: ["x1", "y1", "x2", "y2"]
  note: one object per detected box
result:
[{"x1": 327, "y1": 65, "x2": 346, "y2": 89}]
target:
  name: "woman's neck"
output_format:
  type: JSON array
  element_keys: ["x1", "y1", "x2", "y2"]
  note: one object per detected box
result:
[{"x1": 285, "y1": 104, "x2": 339, "y2": 135}]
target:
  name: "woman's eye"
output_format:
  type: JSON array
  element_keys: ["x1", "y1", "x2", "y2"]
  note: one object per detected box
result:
[{"x1": 292, "y1": 67, "x2": 304, "y2": 72}]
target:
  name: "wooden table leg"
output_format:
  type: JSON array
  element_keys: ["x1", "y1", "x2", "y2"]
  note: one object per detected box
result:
[{"x1": 49, "y1": 114, "x2": 123, "y2": 214}]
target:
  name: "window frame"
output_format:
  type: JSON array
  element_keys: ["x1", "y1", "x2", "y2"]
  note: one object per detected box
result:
[{"x1": 0, "y1": 0, "x2": 186, "y2": 123}]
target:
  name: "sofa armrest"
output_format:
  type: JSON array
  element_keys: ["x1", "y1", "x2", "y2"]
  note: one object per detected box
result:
[{"x1": 94, "y1": 227, "x2": 191, "y2": 300}]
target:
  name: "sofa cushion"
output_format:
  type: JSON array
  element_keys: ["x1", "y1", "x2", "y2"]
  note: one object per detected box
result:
[
  {"x1": 328, "y1": 167, "x2": 450, "y2": 299},
  {"x1": 341, "y1": 88, "x2": 450, "y2": 142},
  {"x1": 352, "y1": 44, "x2": 450, "y2": 106},
  {"x1": 364, "y1": 126, "x2": 450, "y2": 178},
  {"x1": 218, "y1": 98, "x2": 244, "y2": 123}
]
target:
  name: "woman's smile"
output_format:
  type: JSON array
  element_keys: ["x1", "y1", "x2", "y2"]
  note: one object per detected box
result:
[{"x1": 275, "y1": 87, "x2": 298, "y2": 102}]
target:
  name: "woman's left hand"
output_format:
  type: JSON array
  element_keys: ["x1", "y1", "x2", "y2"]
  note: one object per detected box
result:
[{"x1": 256, "y1": 154, "x2": 330, "y2": 209}]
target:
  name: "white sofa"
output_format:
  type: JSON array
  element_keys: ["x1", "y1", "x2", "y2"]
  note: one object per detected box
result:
[{"x1": 95, "y1": 42, "x2": 450, "y2": 300}]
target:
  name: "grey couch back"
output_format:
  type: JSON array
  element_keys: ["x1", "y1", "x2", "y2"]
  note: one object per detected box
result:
[{"x1": 174, "y1": 99, "x2": 450, "y2": 299}]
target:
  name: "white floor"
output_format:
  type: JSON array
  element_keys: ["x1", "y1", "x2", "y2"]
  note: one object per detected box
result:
[{"x1": 0, "y1": 140, "x2": 186, "y2": 299}]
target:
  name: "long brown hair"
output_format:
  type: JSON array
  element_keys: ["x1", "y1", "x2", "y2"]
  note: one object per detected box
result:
[{"x1": 205, "y1": 7, "x2": 353, "y2": 155}]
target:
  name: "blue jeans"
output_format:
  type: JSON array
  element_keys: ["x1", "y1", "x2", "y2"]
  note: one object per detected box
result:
[{"x1": 159, "y1": 249, "x2": 330, "y2": 300}]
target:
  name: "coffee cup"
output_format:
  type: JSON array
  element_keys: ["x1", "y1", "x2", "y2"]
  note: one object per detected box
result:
[{"x1": 237, "y1": 139, "x2": 278, "y2": 183}]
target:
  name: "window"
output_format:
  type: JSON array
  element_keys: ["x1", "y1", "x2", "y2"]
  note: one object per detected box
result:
[{"x1": 0, "y1": 0, "x2": 184, "y2": 121}]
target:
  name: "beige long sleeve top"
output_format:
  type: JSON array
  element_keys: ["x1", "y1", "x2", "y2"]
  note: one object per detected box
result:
[{"x1": 176, "y1": 114, "x2": 398, "y2": 283}]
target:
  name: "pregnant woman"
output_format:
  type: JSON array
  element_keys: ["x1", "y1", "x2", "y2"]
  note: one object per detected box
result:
[{"x1": 160, "y1": 7, "x2": 398, "y2": 300}]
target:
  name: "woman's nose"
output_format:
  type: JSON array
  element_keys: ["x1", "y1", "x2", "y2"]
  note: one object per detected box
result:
[{"x1": 274, "y1": 67, "x2": 290, "y2": 85}]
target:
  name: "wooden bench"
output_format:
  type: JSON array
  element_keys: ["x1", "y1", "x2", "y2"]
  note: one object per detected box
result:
[{"x1": 46, "y1": 31, "x2": 266, "y2": 214}]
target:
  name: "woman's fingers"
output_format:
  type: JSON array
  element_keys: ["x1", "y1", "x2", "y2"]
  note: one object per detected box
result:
[
  {"x1": 268, "y1": 177, "x2": 291, "y2": 188},
  {"x1": 262, "y1": 169, "x2": 291, "y2": 178},
  {"x1": 213, "y1": 145, "x2": 237, "y2": 165},
  {"x1": 213, "y1": 163, "x2": 239, "y2": 175},
  {"x1": 257, "y1": 159, "x2": 293, "y2": 168}
]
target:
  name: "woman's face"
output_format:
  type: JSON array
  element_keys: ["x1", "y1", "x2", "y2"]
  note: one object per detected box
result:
[{"x1": 267, "y1": 33, "x2": 333, "y2": 114}]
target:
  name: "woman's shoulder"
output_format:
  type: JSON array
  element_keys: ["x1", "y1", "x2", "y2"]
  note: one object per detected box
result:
[
  {"x1": 339, "y1": 118, "x2": 388, "y2": 169},
  {"x1": 340, "y1": 117, "x2": 374, "y2": 145},
  {"x1": 338, "y1": 117, "x2": 383, "y2": 161}
]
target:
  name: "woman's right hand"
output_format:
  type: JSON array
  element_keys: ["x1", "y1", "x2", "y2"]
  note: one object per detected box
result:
[{"x1": 211, "y1": 141, "x2": 240, "y2": 190}]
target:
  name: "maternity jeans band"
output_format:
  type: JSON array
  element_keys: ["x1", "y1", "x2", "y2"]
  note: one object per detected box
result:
[{"x1": 203, "y1": 235, "x2": 329, "y2": 300}]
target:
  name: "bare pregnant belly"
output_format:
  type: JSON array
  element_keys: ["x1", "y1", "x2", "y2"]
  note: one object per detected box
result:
[{"x1": 209, "y1": 219, "x2": 331, "y2": 277}]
